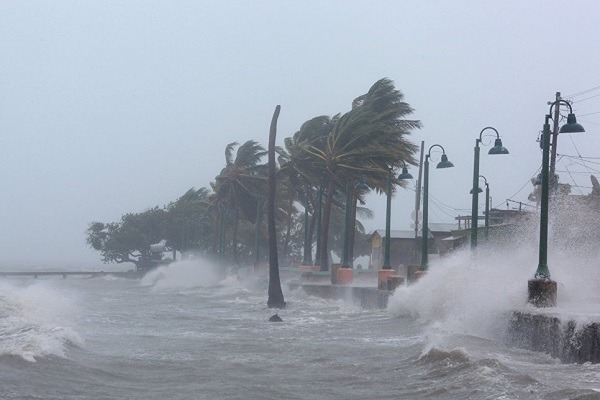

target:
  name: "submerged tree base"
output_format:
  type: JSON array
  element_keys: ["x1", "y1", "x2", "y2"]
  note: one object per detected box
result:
[{"x1": 267, "y1": 299, "x2": 287, "y2": 309}]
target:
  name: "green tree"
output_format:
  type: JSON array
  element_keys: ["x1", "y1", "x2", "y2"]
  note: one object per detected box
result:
[
  {"x1": 86, "y1": 207, "x2": 170, "y2": 271},
  {"x1": 305, "y1": 78, "x2": 420, "y2": 270},
  {"x1": 165, "y1": 187, "x2": 212, "y2": 258},
  {"x1": 277, "y1": 115, "x2": 338, "y2": 265},
  {"x1": 211, "y1": 140, "x2": 268, "y2": 264}
]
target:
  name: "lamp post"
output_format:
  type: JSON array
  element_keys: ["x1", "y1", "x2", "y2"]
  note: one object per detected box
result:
[
  {"x1": 470, "y1": 175, "x2": 490, "y2": 241},
  {"x1": 470, "y1": 127, "x2": 509, "y2": 250},
  {"x1": 529, "y1": 100, "x2": 584, "y2": 307},
  {"x1": 420, "y1": 145, "x2": 454, "y2": 271},
  {"x1": 483, "y1": 178, "x2": 490, "y2": 241},
  {"x1": 382, "y1": 161, "x2": 413, "y2": 269}
]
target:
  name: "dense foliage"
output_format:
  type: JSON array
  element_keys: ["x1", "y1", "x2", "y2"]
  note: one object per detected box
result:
[{"x1": 86, "y1": 78, "x2": 420, "y2": 269}]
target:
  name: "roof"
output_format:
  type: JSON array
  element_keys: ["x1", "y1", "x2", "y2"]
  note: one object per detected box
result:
[
  {"x1": 371, "y1": 223, "x2": 456, "y2": 240},
  {"x1": 372, "y1": 229, "x2": 415, "y2": 239},
  {"x1": 427, "y1": 223, "x2": 456, "y2": 233}
]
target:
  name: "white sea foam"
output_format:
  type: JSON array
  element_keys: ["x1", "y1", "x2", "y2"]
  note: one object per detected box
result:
[{"x1": 0, "y1": 281, "x2": 82, "y2": 362}]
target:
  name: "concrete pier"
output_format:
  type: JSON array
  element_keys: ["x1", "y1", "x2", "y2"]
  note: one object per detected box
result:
[{"x1": 0, "y1": 270, "x2": 141, "y2": 279}]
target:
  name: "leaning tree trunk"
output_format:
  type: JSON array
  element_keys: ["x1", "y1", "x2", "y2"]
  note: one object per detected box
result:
[
  {"x1": 348, "y1": 193, "x2": 357, "y2": 268},
  {"x1": 267, "y1": 105, "x2": 286, "y2": 309},
  {"x1": 281, "y1": 189, "x2": 294, "y2": 263},
  {"x1": 318, "y1": 175, "x2": 335, "y2": 271},
  {"x1": 232, "y1": 205, "x2": 240, "y2": 265}
]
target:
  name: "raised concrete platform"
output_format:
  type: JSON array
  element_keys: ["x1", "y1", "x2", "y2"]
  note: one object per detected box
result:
[
  {"x1": 287, "y1": 283, "x2": 391, "y2": 310},
  {"x1": 508, "y1": 311, "x2": 600, "y2": 364}
]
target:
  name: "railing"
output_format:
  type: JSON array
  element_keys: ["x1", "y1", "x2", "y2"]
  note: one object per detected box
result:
[{"x1": 0, "y1": 271, "x2": 139, "y2": 279}]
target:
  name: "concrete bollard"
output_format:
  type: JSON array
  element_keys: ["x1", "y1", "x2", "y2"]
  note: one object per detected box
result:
[
  {"x1": 387, "y1": 275, "x2": 404, "y2": 291},
  {"x1": 407, "y1": 265, "x2": 420, "y2": 284},
  {"x1": 337, "y1": 268, "x2": 354, "y2": 285},
  {"x1": 378, "y1": 269, "x2": 396, "y2": 290},
  {"x1": 330, "y1": 264, "x2": 341, "y2": 285},
  {"x1": 528, "y1": 278, "x2": 557, "y2": 307},
  {"x1": 412, "y1": 270, "x2": 427, "y2": 282}
]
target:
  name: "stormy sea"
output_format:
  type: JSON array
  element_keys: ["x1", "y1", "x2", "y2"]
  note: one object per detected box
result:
[{"x1": 1, "y1": 251, "x2": 600, "y2": 399}]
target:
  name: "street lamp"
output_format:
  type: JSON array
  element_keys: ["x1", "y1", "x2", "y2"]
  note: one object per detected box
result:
[
  {"x1": 470, "y1": 175, "x2": 490, "y2": 240},
  {"x1": 529, "y1": 100, "x2": 584, "y2": 307},
  {"x1": 382, "y1": 160, "x2": 413, "y2": 269},
  {"x1": 420, "y1": 145, "x2": 454, "y2": 271},
  {"x1": 341, "y1": 177, "x2": 369, "y2": 269},
  {"x1": 470, "y1": 127, "x2": 509, "y2": 250}
]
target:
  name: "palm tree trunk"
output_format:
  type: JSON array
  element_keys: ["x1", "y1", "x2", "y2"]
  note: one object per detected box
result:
[
  {"x1": 319, "y1": 176, "x2": 335, "y2": 271},
  {"x1": 267, "y1": 105, "x2": 286, "y2": 309},
  {"x1": 349, "y1": 194, "x2": 357, "y2": 268},
  {"x1": 281, "y1": 190, "x2": 294, "y2": 262},
  {"x1": 232, "y1": 205, "x2": 239, "y2": 265},
  {"x1": 313, "y1": 186, "x2": 323, "y2": 267}
]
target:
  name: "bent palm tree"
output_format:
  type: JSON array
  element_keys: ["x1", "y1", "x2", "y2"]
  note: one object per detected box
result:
[
  {"x1": 277, "y1": 115, "x2": 338, "y2": 264},
  {"x1": 211, "y1": 140, "x2": 268, "y2": 264},
  {"x1": 306, "y1": 78, "x2": 421, "y2": 270},
  {"x1": 267, "y1": 105, "x2": 286, "y2": 309}
]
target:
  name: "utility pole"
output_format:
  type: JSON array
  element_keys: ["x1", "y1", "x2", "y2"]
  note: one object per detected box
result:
[
  {"x1": 549, "y1": 92, "x2": 561, "y2": 186},
  {"x1": 413, "y1": 141, "x2": 424, "y2": 264}
]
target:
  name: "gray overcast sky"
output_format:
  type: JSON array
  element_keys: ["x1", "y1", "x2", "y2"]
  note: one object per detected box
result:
[{"x1": 1, "y1": 0, "x2": 599, "y2": 267}]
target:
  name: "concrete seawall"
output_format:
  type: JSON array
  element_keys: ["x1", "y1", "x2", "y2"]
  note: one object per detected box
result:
[
  {"x1": 507, "y1": 311, "x2": 600, "y2": 364},
  {"x1": 286, "y1": 280, "x2": 600, "y2": 364}
]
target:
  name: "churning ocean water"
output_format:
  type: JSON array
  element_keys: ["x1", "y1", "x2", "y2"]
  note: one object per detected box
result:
[{"x1": 1, "y1": 254, "x2": 600, "y2": 400}]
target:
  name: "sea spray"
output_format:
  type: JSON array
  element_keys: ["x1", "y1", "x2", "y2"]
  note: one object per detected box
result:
[
  {"x1": 388, "y1": 220, "x2": 600, "y2": 348},
  {"x1": 389, "y1": 244, "x2": 538, "y2": 340},
  {"x1": 0, "y1": 280, "x2": 82, "y2": 362},
  {"x1": 140, "y1": 258, "x2": 222, "y2": 291}
]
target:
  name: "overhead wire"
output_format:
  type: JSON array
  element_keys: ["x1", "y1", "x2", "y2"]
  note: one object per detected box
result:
[
  {"x1": 578, "y1": 111, "x2": 600, "y2": 117},
  {"x1": 572, "y1": 92, "x2": 600, "y2": 104},
  {"x1": 563, "y1": 85, "x2": 600, "y2": 99},
  {"x1": 564, "y1": 165, "x2": 584, "y2": 195}
]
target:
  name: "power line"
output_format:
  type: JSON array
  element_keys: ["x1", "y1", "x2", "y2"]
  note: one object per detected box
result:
[
  {"x1": 556, "y1": 169, "x2": 600, "y2": 174},
  {"x1": 558, "y1": 154, "x2": 600, "y2": 160},
  {"x1": 573, "y1": 92, "x2": 600, "y2": 104},
  {"x1": 506, "y1": 166, "x2": 541, "y2": 200},
  {"x1": 578, "y1": 111, "x2": 600, "y2": 117},
  {"x1": 565, "y1": 165, "x2": 584, "y2": 195},
  {"x1": 564, "y1": 85, "x2": 600, "y2": 99}
]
